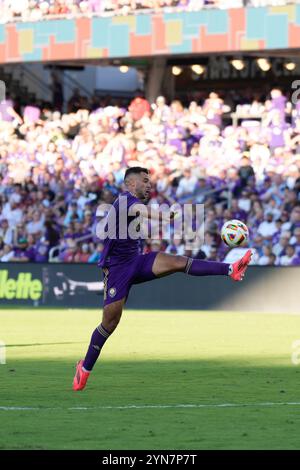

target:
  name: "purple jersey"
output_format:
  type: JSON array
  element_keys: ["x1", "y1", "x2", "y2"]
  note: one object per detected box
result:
[{"x1": 99, "y1": 191, "x2": 143, "y2": 267}]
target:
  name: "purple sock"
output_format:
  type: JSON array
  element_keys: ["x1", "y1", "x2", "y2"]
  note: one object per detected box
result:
[
  {"x1": 185, "y1": 258, "x2": 230, "y2": 276},
  {"x1": 83, "y1": 324, "x2": 111, "y2": 372}
]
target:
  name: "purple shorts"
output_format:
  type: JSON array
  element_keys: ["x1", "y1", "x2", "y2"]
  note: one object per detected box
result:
[{"x1": 102, "y1": 252, "x2": 158, "y2": 306}]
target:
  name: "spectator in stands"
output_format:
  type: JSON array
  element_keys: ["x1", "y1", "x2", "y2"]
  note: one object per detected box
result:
[
  {"x1": 0, "y1": 243, "x2": 14, "y2": 262},
  {"x1": 74, "y1": 243, "x2": 91, "y2": 262},
  {"x1": 0, "y1": 219, "x2": 14, "y2": 245},
  {"x1": 202, "y1": 92, "x2": 224, "y2": 128},
  {"x1": 279, "y1": 245, "x2": 297, "y2": 266},
  {"x1": 257, "y1": 244, "x2": 274, "y2": 266},
  {"x1": 290, "y1": 227, "x2": 300, "y2": 255},
  {"x1": 176, "y1": 168, "x2": 198, "y2": 200},
  {"x1": 270, "y1": 88, "x2": 287, "y2": 122},
  {"x1": 0, "y1": 97, "x2": 22, "y2": 124},
  {"x1": 257, "y1": 212, "x2": 278, "y2": 240},
  {"x1": 26, "y1": 211, "x2": 45, "y2": 235},
  {"x1": 23, "y1": 103, "x2": 41, "y2": 124},
  {"x1": 44, "y1": 219, "x2": 60, "y2": 247},
  {"x1": 128, "y1": 92, "x2": 151, "y2": 121},
  {"x1": 165, "y1": 237, "x2": 185, "y2": 255},
  {"x1": 88, "y1": 242, "x2": 104, "y2": 263},
  {"x1": 273, "y1": 232, "x2": 291, "y2": 258},
  {"x1": 238, "y1": 156, "x2": 255, "y2": 189}
]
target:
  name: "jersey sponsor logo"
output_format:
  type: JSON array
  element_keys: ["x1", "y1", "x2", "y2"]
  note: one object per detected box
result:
[
  {"x1": 0, "y1": 270, "x2": 42, "y2": 300},
  {"x1": 109, "y1": 287, "x2": 117, "y2": 298}
]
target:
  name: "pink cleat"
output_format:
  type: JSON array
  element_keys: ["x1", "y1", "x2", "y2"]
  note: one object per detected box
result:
[
  {"x1": 73, "y1": 360, "x2": 90, "y2": 391},
  {"x1": 229, "y1": 249, "x2": 252, "y2": 282}
]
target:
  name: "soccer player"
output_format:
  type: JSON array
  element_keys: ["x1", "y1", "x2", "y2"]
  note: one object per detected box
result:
[{"x1": 73, "y1": 167, "x2": 252, "y2": 391}]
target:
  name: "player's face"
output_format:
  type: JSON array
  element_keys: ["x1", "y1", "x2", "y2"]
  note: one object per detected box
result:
[{"x1": 135, "y1": 172, "x2": 151, "y2": 202}]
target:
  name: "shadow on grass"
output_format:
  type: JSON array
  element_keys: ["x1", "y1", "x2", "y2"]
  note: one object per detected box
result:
[
  {"x1": 1, "y1": 358, "x2": 300, "y2": 450},
  {"x1": 1, "y1": 356, "x2": 299, "y2": 406}
]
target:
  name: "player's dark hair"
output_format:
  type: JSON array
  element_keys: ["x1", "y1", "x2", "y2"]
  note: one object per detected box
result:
[{"x1": 124, "y1": 167, "x2": 149, "y2": 180}]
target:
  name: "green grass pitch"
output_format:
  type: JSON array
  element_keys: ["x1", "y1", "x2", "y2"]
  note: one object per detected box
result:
[{"x1": 1, "y1": 308, "x2": 300, "y2": 450}]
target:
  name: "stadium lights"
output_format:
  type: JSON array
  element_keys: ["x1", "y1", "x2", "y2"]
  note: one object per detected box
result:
[
  {"x1": 119, "y1": 65, "x2": 129, "y2": 73},
  {"x1": 284, "y1": 61, "x2": 296, "y2": 71},
  {"x1": 172, "y1": 66, "x2": 183, "y2": 76},
  {"x1": 190, "y1": 64, "x2": 205, "y2": 75},
  {"x1": 256, "y1": 58, "x2": 271, "y2": 72},
  {"x1": 230, "y1": 59, "x2": 245, "y2": 71}
]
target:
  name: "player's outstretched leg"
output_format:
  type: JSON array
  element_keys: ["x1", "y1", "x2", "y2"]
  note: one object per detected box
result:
[
  {"x1": 185, "y1": 249, "x2": 253, "y2": 281},
  {"x1": 73, "y1": 298, "x2": 125, "y2": 391},
  {"x1": 152, "y1": 250, "x2": 252, "y2": 282}
]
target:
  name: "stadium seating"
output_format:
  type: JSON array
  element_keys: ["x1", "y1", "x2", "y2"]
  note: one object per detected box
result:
[{"x1": 0, "y1": 89, "x2": 299, "y2": 265}]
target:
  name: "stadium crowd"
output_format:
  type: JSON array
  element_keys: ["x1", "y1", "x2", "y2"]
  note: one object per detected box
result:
[
  {"x1": 0, "y1": 0, "x2": 293, "y2": 23},
  {"x1": 0, "y1": 87, "x2": 300, "y2": 266}
]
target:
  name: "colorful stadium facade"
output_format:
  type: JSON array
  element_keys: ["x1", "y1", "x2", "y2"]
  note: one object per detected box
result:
[{"x1": 1, "y1": 5, "x2": 300, "y2": 64}]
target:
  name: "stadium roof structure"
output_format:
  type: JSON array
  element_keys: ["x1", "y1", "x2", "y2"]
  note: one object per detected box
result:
[{"x1": 1, "y1": 5, "x2": 300, "y2": 65}]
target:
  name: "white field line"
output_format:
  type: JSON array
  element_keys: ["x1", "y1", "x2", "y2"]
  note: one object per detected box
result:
[{"x1": 1, "y1": 402, "x2": 300, "y2": 411}]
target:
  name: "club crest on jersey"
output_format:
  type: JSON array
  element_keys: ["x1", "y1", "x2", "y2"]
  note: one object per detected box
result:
[{"x1": 109, "y1": 287, "x2": 117, "y2": 298}]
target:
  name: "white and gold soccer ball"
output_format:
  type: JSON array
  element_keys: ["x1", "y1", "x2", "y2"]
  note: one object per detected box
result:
[{"x1": 221, "y1": 219, "x2": 249, "y2": 248}]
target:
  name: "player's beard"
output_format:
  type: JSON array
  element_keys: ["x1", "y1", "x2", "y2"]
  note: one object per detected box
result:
[
  {"x1": 142, "y1": 191, "x2": 151, "y2": 203},
  {"x1": 135, "y1": 187, "x2": 150, "y2": 203}
]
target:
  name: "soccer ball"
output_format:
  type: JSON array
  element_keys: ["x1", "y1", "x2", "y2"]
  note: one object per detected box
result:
[{"x1": 221, "y1": 219, "x2": 249, "y2": 248}]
